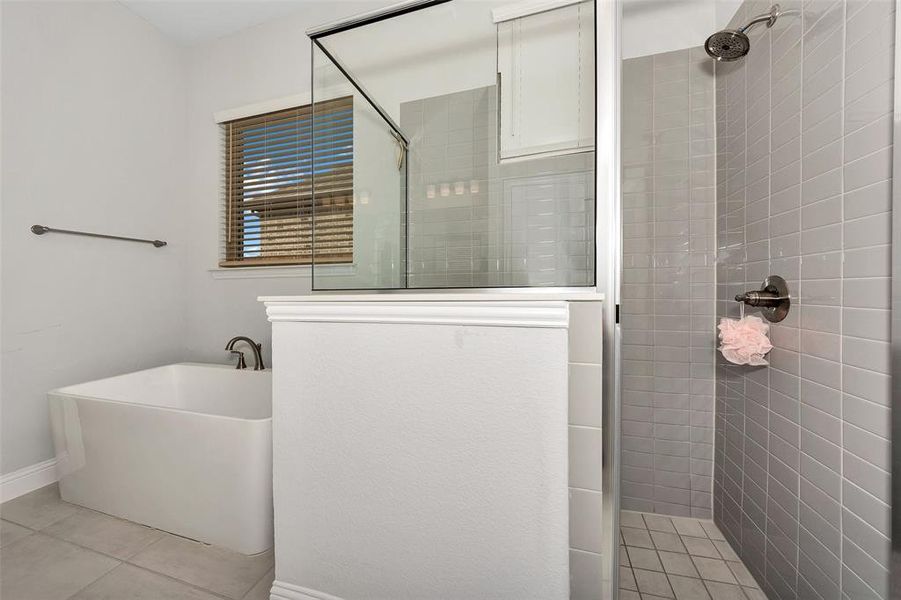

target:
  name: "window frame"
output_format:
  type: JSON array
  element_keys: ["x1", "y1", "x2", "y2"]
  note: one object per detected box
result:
[{"x1": 219, "y1": 97, "x2": 354, "y2": 268}]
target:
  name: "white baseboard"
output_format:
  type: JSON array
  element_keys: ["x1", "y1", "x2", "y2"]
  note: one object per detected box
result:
[
  {"x1": 0, "y1": 459, "x2": 58, "y2": 503},
  {"x1": 270, "y1": 580, "x2": 345, "y2": 600}
]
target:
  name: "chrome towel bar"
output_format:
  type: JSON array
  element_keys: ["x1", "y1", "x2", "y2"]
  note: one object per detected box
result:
[{"x1": 31, "y1": 224, "x2": 167, "y2": 248}]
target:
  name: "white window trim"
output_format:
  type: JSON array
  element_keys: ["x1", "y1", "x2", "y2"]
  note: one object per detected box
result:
[
  {"x1": 213, "y1": 84, "x2": 351, "y2": 123},
  {"x1": 214, "y1": 92, "x2": 312, "y2": 124},
  {"x1": 213, "y1": 89, "x2": 356, "y2": 277},
  {"x1": 209, "y1": 264, "x2": 357, "y2": 280},
  {"x1": 209, "y1": 265, "x2": 312, "y2": 280}
]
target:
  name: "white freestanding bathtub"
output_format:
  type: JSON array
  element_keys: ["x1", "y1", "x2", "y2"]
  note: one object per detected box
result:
[{"x1": 48, "y1": 363, "x2": 272, "y2": 555}]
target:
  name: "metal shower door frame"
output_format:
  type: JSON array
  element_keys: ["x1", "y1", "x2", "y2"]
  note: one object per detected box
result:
[{"x1": 890, "y1": 0, "x2": 901, "y2": 597}]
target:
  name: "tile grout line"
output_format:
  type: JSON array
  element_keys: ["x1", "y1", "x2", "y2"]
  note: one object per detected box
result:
[
  {"x1": 58, "y1": 555, "x2": 120, "y2": 600},
  {"x1": 238, "y1": 565, "x2": 275, "y2": 600},
  {"x1": 2, "y1": 494, "x2": 271, "y2": 600},
  {"x1": 21, "y1": 529, "x2": 237, "y2": 600},
  {"x1": 619, "y1": 511, "x2": 764, "y2": 596},
  {"x1": 63, "y1": 562, "x2": 238, "y2": 600}
]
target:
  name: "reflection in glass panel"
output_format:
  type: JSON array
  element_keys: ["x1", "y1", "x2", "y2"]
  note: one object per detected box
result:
[
  {"x1": 311, "y1": 0, "x2": 595, "y2": 290},
  {"x1": 311, "y1": 42, "x2": 406, "y2": 290}
]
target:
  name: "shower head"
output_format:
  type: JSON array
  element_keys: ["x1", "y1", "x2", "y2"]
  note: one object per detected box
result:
[
  {"x1": 705, "y1": 4, "x2": 786, "y2": 62},
  {"x1": 704, "y1": 29, "x2": 750, "y2": 61}
]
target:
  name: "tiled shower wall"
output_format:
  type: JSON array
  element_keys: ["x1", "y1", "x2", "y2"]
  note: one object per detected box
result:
[
  {"x1": 621, "y1": 48, "x2": 717, "y2": 518},
  {"x1": 714, "y1": 1, "x2": 893, "y2": 599},
  {"x1": 400, "y1": 86, "x2": 596, "y2": 288}
]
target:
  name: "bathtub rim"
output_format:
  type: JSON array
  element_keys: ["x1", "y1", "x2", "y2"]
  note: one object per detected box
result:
[{"x1": 48, "y1": 362, "x2": 273, "y2": 423}]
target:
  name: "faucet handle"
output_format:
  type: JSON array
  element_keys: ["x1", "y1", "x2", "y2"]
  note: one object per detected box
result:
[
  {"x1": 229, "y1": 349, "x2": 247, "y2": 370},
  {"x1": 254, "y1": 343, "x2": 266, "y2": 371},
  {"x1": 734, "y1": 275, "x2": 791, "y2": 323}
]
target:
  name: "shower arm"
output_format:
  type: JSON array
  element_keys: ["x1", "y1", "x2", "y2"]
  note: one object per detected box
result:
[
  {"x1": 737, "y1": 10, "x2": 778, "y2": 33},
  {"x1": 737, "y1": 4, "x2": 798, "y2": 34}
]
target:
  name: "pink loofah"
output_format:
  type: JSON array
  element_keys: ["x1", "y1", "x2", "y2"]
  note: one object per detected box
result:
[{"x1": 718, "y1": 315, "x2": 773, "y2": 366}]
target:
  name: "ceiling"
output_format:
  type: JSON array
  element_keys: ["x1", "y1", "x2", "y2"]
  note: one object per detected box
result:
[{"x1": 118, "y1": 0, "x2": 381, "y2": 46}]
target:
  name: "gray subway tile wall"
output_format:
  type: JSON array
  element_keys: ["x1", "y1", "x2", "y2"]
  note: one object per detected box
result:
[
  {"x1": 621, "y1": 48, "x2": 717, "y2": 518},
  {"x1": 713, "y1": 0, "x2": 893, "y2": 598},
  {"x1": 400, "y1": 86, "x2": 596, "y2": 288}
]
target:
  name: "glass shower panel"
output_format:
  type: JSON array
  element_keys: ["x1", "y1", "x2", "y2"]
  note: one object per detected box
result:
[
  {"x1": 310, "y1": 0, "x2": 595, "y2": 290},
  {"x1": 310, "y1": 42, "x2": 406, "y2": 290}
]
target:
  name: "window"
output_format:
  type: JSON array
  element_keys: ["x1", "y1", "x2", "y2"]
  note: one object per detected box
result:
[
  {"x1": 221, "y1": 97, "x2": 354, "y2": 267},
  {"x1": 496, "y1": 1, "x2": 594, "y2": 160}
]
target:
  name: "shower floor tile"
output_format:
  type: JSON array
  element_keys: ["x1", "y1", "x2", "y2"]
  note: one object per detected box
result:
[
  {"x1": 1, "y1": 484, "x2": 274, "y2": 600},
  {"x1": 619, "y1": 510, "x2": 764, "y2": 600}
]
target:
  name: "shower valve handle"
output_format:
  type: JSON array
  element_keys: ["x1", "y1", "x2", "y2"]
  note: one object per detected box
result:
[
  {"x1": 734, "y1": 290, "x2": 787, "y2": 307},
  {"x1": 734, "y1": 275, "x2": 791, "y2": 323}
]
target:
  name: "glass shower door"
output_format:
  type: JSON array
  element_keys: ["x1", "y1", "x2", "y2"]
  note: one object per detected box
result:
[
  {"x1": 308, "y1": 0, "x2": 596, "y2": 291},
  {"x1": 310, "y1": 41, "x2": 407, "y2": 290}
]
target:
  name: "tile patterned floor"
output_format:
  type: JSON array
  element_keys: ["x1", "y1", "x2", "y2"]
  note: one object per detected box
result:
[
  {"x1": 0, "y1": 484, "x2": 273, "y2": 600},
  {"x1": 620, "y1": 511, "x2": 766, "y2": 600},
  {"x1": 0, "y1": 486, "x2": 770, "y2": 599}
]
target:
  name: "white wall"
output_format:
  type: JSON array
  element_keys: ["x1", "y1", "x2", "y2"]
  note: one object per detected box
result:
[
  {"x1": 1, "y1": 1, "x2": 189, "y2": 474},
  {"x1": 267, "y1": 300, "x2": 571, "y2": 599},
  {"x1": 1, "y1": 0, "x2": 610, "y2": 474},
  {"x1": 181, "y1": 2, "x2": 387, "y2": 363},
  {"x1": 621, "y1": 0, "x2": 742, "y2": 59},
  {"x1": 319, "y1": 1, "x2": 504, "y2": 121},
  {"x1": 714, "y1": 0, "x2": 743, "y2": 31},
  {"x1": 180, "y1": 0, "x2": 513, "y2": 361}
]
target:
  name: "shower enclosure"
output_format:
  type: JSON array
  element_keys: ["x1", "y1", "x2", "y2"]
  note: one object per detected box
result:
[
  {"x1": 287, "y1": 0, "x2": 900, "y2": 596},
  {"x1": 620, "y1": 1, "x2": 896, "y2": 598},
  {"x1": 307, "y1": 0, "x2": 597, "y2": 291},
  {"x1": 302, "y1": 3, "x2": 618, "y2": 598}
]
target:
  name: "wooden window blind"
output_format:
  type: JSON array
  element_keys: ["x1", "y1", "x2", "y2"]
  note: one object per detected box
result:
[{"x1": 220, "y1": 97, "x2": 354, "y2": 267}]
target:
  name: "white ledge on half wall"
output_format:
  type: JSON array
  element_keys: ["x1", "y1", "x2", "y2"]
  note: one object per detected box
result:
[
  {"x1": 260, "y1": 292, "x2": 603, "y2": 329},
  {"x1": 260, "y1": 291, "x2": 604, "y2": 302}
]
